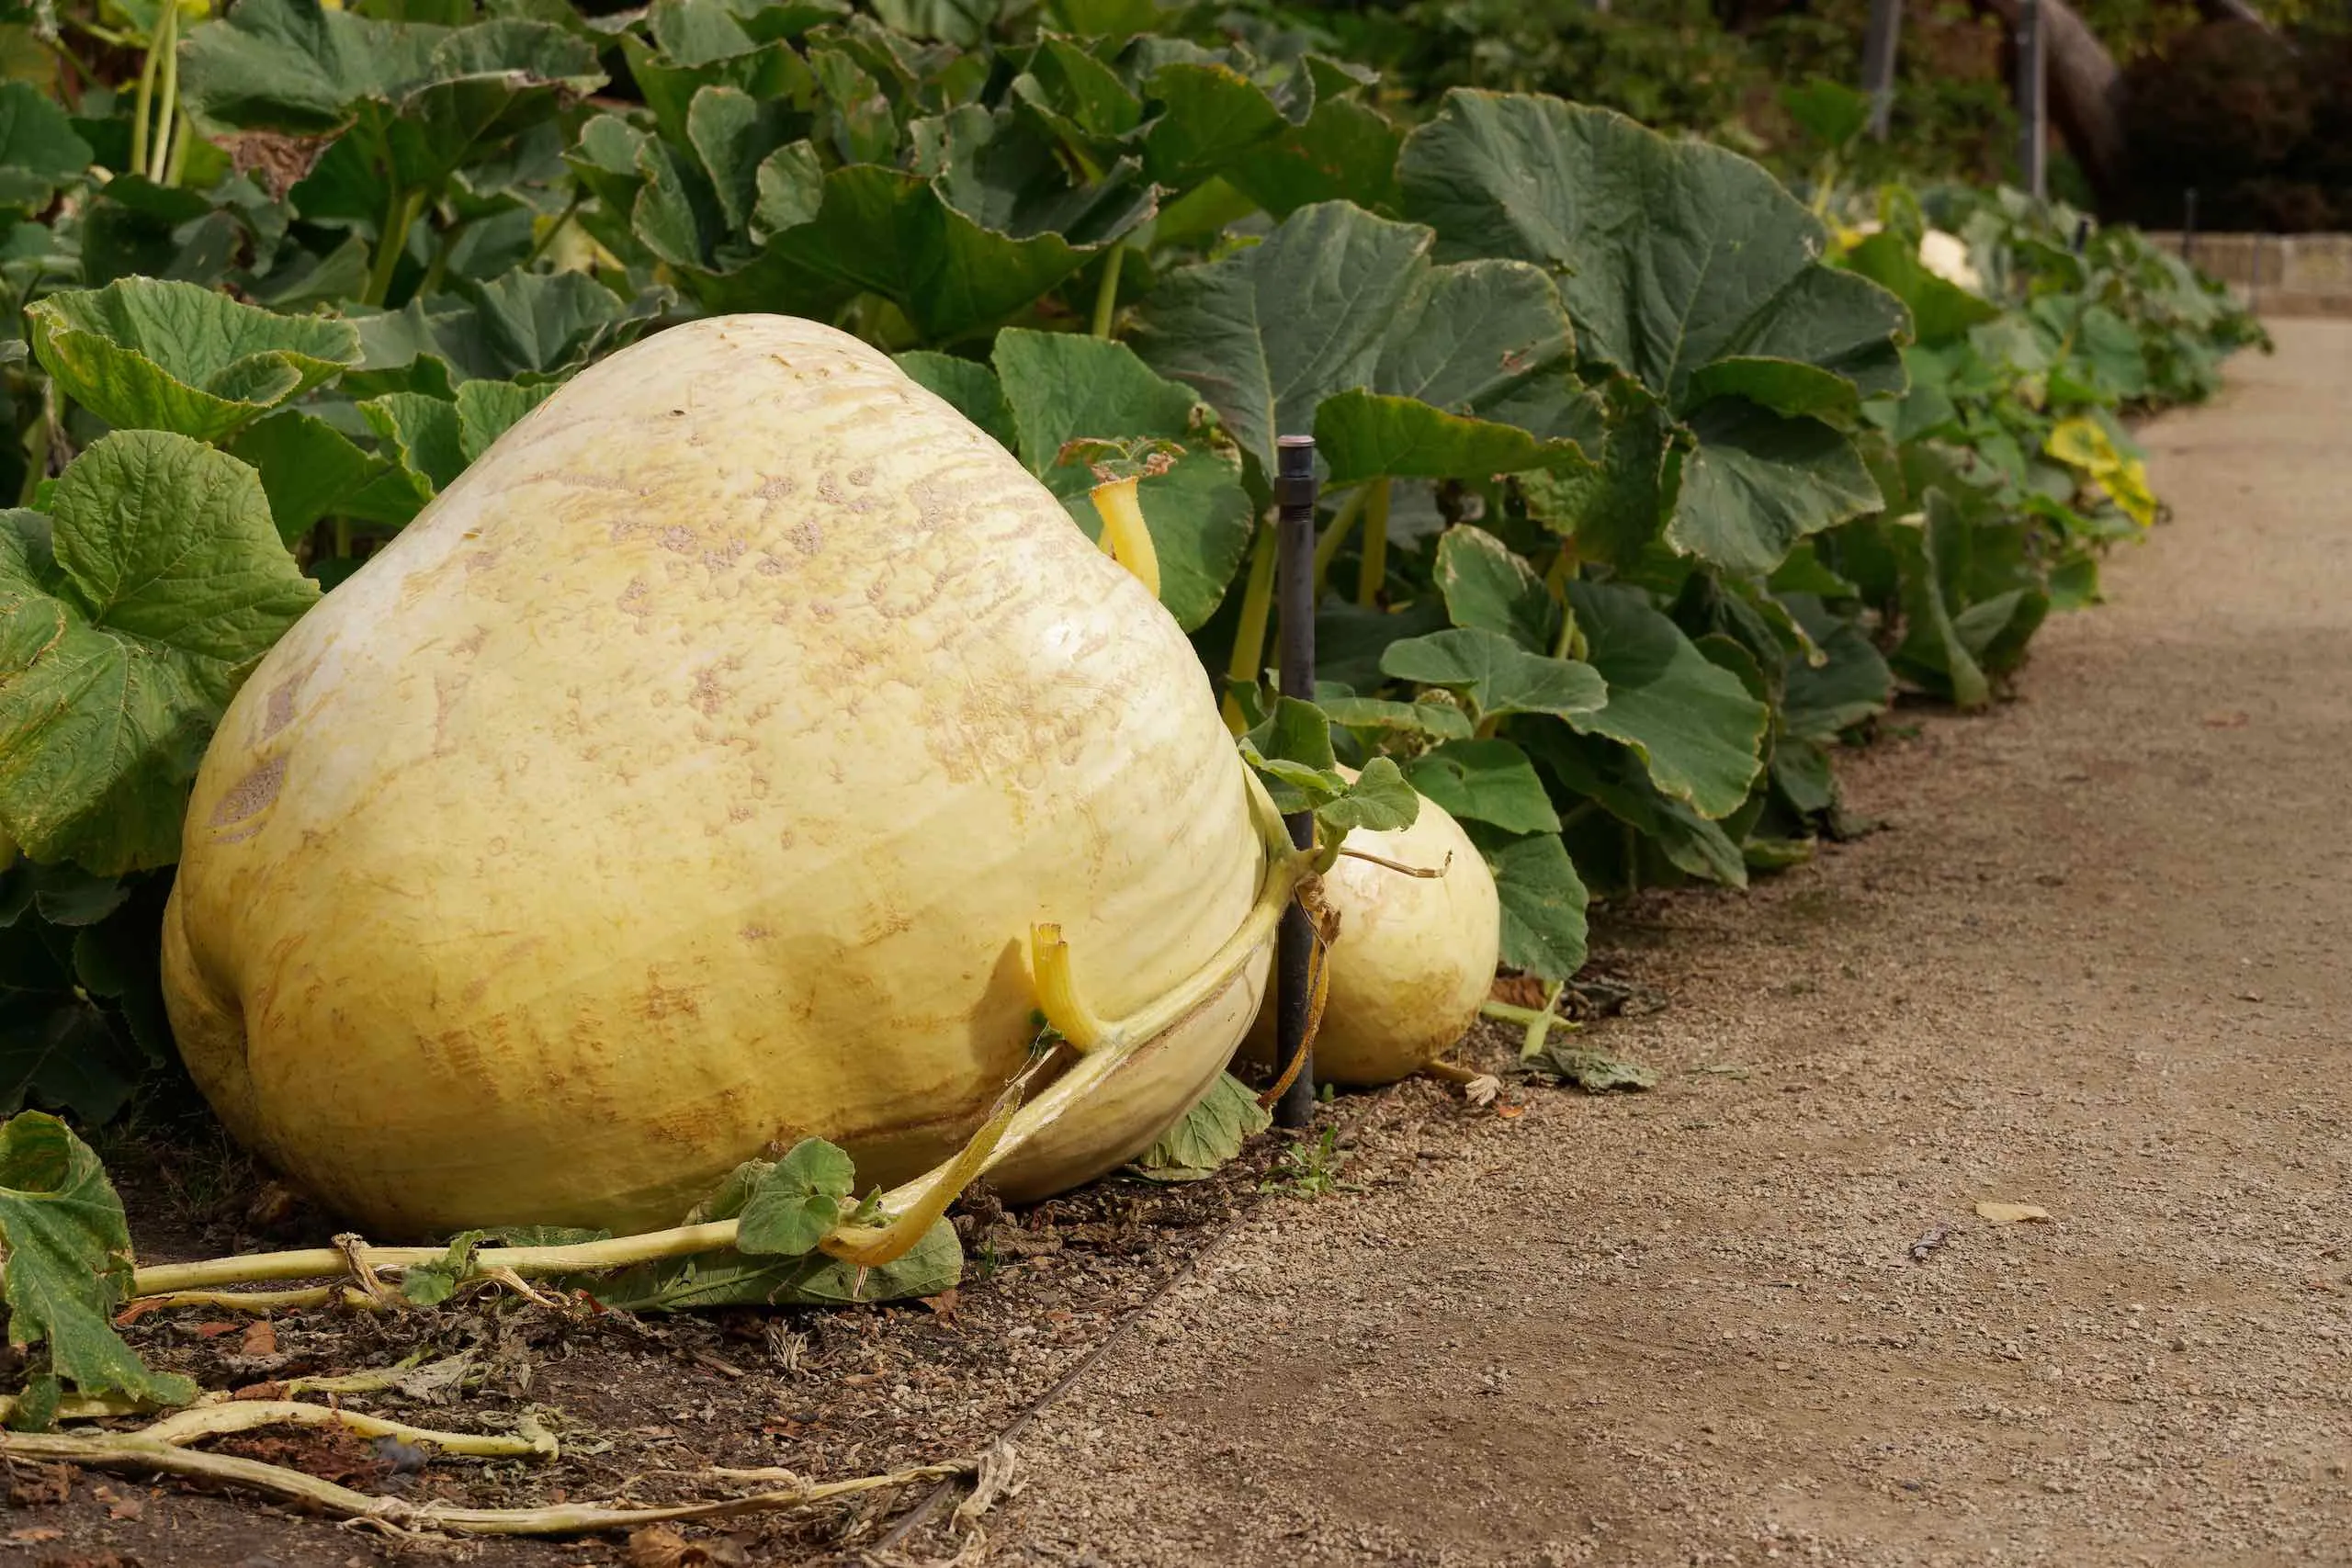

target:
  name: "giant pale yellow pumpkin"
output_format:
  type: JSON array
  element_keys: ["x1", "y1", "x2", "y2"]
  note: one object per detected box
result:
[{"x1": 163, "y1": 314, "x2": 1277, "y2": 1239}]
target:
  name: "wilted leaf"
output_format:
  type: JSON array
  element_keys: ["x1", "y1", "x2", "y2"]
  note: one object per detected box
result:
[
  {"x1": 1529, "y1": 1041, "x2": 1656, "y2": 1093},
  {"x1": 0, "y1": 1111, "x2": 198, "y2": 1416},
  {"x1": 1130, "y1": 1072, "x2": 1269, "y2": 1182}
]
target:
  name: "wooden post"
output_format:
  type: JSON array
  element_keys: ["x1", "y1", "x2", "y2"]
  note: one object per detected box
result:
[
  {"x1": 1861, "y1": 0, "x2": 1904, "y2": 140},
  {"x1": 2016, "y1": 0, "x2": 2048, "y2": 198}
]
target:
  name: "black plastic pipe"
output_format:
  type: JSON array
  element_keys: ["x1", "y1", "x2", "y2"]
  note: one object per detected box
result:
[{"x1": 1272, "y1": 434, "x2": 1318, "y2": 1131}]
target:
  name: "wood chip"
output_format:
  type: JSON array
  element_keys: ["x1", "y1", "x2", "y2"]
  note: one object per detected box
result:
[{"x1": 1974, "y1": 1201, "x2": 2052, "y2": 1224}]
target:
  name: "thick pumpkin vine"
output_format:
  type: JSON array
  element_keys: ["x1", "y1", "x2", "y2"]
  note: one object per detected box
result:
[{"x1": 0, "y1": 0, "x2": 2267, "y2": 1393}]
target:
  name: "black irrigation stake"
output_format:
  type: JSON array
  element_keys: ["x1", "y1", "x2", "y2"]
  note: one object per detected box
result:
[
  {"x1": 1272, "y1": 434, "x2": 1319, "y2": 1131},
  {"x1": 2072, "y1": 216, "x2": 2091, "y2": 255}
]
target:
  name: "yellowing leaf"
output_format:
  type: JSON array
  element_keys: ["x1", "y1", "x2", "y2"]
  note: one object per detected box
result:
[
  {"x1": 2108, "y1": 457, "x2": 2158, "y2": 528},
  {"x1": 2045, "y1": 419, "x2": 2157, "y2": 528},
  {"x1": 2045, "y1": 416, "x2": 2120, "y2": 475},
  {"x1": 1973, "y1": 1201, "x2": 2052, "y2": 1224}
]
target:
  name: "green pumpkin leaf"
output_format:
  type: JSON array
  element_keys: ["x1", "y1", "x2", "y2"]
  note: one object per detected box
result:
[
  {"x1": 1525, "y1": 727, "x2": 1747, "y2": 888},
  {"x1": 0, "y1": 1000, "x2": 149, "y2": 1127},
  {"x1": 735, "y1": 1137, "x2": 857, "y2": 1257},
  {"x1": 1379, "y1": 626, "x2": 1606, "y2": 724},
  {"x1": 1402, "y1": 739, "x2": 1558, "y2": 835},
  {"x1": 0, "y1": 1111, "x2": 198, "y2": 1416},
  {"x1": 1223, "y1": 89, "x2": 1402, "y2": 219},
  {"x1": 1130, "y1": 1071, "x2": 1270, "y2": 1182},
  {"x1": 461, "y1": 268, "x2": 664, "y2": 382},
  {"x1": 893, "y1": 350, "x2": 1018, "y2": 451},
  {"x1": 1316, "y1": 755, "x2": 1419, "y2": 837},
  {"x1": 1240, "y1": 694, "x2": 1337, "y2": 779},
  {"x1": 734, "y1": 117, "x2": 1151, "y2": 342},
  {"x1": 1434, "y1": 525, "x2": 1559, "y2": 651},
  {"x1": 1316, "y1": 692, "x2": 1474, "y2": 741},
  {"x1": 185, "y1": 0, "x2": 606, "y2": 193},
  {"x1": 1561, "y1": 581, "x2": 1767, "y2": 819},
  {"x1": 1399, "y1": 92, "x2": 1905, "y2": 412},
  {"x1": 28, "y1": 278, "x2": 362, "y2": 442},
  {"x1": 360, "y1": 391, "x2": 467, "y2": 495},
  {"x1": 226, "y1": 411, "x2": 391, "y2": 543},
  {"x1": 1470, "y1": 827, "x2": 1588, "y2": 981},
  {"x1": 1137, "y1": 59, "x2": 1297, "y2": 190},
  {"x1": 454, "y1": 378, "x2": 559, "y2": 463},
  {"x1": 0, "y1": 82, "x2": 94, "y2": 212},
  {"x1": 1399, "y1": 94, "x2": 1904, "y2": 574},
  {"x1": 1134, "y1": 201, "x2": 1578, "y2": 486},
  {"x1": 1842, "y1": 231, "x2": 2000, "y2": 349},
  {"x1": 990, "y1": 328, "x2": 1251, "y2": 631},
  {"x1": 1779, "y1": 592, "x2": 1893, "y2": 740},
  {"x1": 1668, "y1": 399, "x2": 1883, "y2": 576},
  {"x1": 0, "y1": 434, "x2": 316, "y2": 874}
]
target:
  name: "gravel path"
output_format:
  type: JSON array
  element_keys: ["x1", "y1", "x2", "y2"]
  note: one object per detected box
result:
[{"x1": 986, "y1": 322, "x2": 2352, "y2": 1566}]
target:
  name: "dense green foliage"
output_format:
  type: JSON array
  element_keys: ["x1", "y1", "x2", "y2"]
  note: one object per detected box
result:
[
  {"x1": 0, "y1": 0, "x2": 2263, "y2": 1138},
  {"x1": 2121, "y1": 19, "x2": 2352, "y2": 231}
]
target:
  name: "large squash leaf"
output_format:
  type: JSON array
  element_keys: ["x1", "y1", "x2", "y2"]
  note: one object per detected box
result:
[
  {"x1": 183, "y1": 0, "x2": 606, "y2": 199},
  {"x1": 1561, "y1": 580, "x2": 1768, "y2": 820},
  {"x1": 28, "y1": 278, "x2": 362, "y2": 443},
  {"x1": 1130, "y1": 200, "x2": 1585, "y2": 491},
  {"x1": 1399, "y1": 92, "x2": 1907, "y2": 575},
  {"x1": 990, "y1": 329, "x2": 1253, "y2": 631},
  {"x1": 0, "y1": 434, "x2": 316, "y2": 874}
]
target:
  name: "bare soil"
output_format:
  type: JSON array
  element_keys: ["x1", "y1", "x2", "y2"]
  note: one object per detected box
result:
[
  {"x1": 5, "y1": 322, "x2": 2345, "y2": 1568},
  {"x1": 986, "y1": 322, "x2": 2352, "y2": 1566}
]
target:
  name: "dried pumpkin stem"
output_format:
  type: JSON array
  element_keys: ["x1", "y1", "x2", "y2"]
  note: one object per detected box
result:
[
  {"x1": 138, "y1": 1400, "x2": 556, "y2": 1460},
  {"x1": 0, "y1": 1429, "x2": 968, "y2": 1538}
]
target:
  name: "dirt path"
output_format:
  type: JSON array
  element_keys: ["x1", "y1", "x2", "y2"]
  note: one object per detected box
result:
[{"x1": 987, "y1": 322, "x2": 2352, "y2": 1566}]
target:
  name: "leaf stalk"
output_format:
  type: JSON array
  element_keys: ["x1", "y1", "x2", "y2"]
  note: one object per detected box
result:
[{"x1": 1354, "y1": 476, "x2": 1391, "y2": 607}]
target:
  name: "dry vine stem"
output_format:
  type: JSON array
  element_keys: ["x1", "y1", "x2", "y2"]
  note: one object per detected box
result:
[
  {"x1": 0, "y1": 1426, "x2": 971, "y2": 1539},
  {"x1": 134, "y1": 774, "x2": 1312, "y2": 1305}
]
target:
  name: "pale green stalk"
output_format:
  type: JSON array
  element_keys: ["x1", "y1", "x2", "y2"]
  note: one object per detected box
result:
[
  {"x1": 1310, "y1": 484, "x2": 1369, "y2": 597},
  {"x1": 144, "y1": 1, "x2": 180, "y2": 183},
  {"x1": 365, "y1": 187, "x2": 424, "y2": 307},
  {"x1": 1091, "y1": 244, "x2": 1126, "y2": 339},
  {"x1": 1354, "y1": 477, "x2": 1391, "y2": 606},
  {"x1": 1221, "y1": 521, "x2": 1277, "y2": 732}
]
